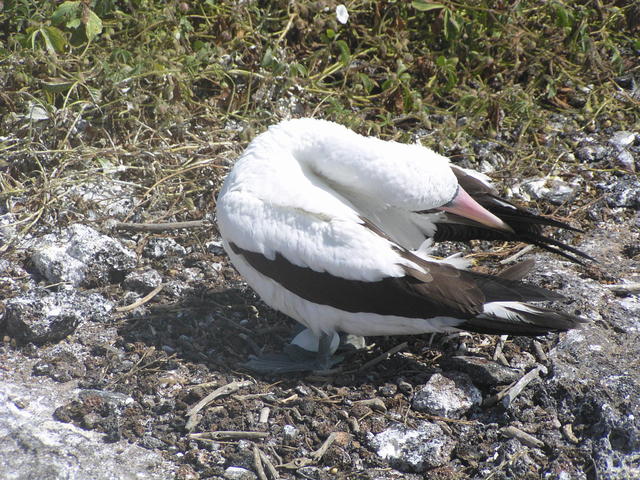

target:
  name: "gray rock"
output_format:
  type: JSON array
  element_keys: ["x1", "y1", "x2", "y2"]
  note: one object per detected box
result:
[
  {"x1": 412, "y1": 372, "x2": 482, "y2": 418},
  {"x1": 224, "y1": 466, "x2": 257, "y2": 480},
  {"x1": 4, "y1": 290, "x2": 113, "y2": 344},
  {"x1": 527, "y1": 228, "x2": 640, "y2": 479},
  {"x1": 520, "y1": 177, "x2": 577, "y2": 205},
  {"x1": 123, "y1": 268, "x2": 162, "y2": 293},
  {"x1": 443, "y1": 356, "x2": 523, "y2": 386},
  {"x1": 31, "y1": 224, "x2": 136, "y2": 287},
  {"x1": 614, "y1": 149, "x2": 636, "y2": 172},
  {"x1": 65, "y1": 179, "x2": 135, "y2": 221},
  {"x1": 206, "y1": 239, "x2": 226, "y2": 255},
  {"x1": 0, "y1": 378, "x2": 175, "y2": 480},
  {"x1": 143, "y1": 237, "x2": 186, "y2": 258},
  {"x1": 282, "y1": 424, "x2": 299, "y2": 442},
  {"x1": 369, "y1": 421, "x2": 455, "y2": 472},
  {"x1": 32, "y1": 346, "x2": 87, "y2": 382},
  {"x1": 609, "y1": 131, "x2": 637, "y2": 149},
  {"x1": 600, "y1": 177, "x2": 640, "y2": 209},
  {"x1": 576, "y1": 143, "x2": 607, "y2": 163}
]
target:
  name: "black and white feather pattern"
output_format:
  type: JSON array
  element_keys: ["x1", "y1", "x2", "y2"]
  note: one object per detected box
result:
[{"x1": 216, "y1": 119, "x2": 587, "y2": 342}]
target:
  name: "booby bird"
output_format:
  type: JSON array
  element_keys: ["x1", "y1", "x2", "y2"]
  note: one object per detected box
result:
[{"x1": 216, "y1": 118, "x2": 586, "y2": 373}]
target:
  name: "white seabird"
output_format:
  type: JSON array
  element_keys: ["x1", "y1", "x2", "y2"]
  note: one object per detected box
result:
[{"x1": 216, "y1": 118, "x2": 587, "y2": 373}]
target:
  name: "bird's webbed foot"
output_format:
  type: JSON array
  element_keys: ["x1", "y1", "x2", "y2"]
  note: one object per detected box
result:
[{"x1": 241, "y1": 330, "x2": 343, "y2": 374}]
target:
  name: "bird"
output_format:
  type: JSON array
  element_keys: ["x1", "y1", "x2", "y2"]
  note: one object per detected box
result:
[{"x1": 216, "y1": 118, "x2": 588, "y2": 373}]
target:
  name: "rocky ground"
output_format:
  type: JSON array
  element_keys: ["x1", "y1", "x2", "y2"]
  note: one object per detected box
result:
[{"x1": 1, "y1": 112, "x2": 639, "y2": 480}]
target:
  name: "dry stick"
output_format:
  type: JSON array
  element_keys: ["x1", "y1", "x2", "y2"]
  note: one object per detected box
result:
[
  {"x1": 253, "y1": 446, "x2": 268, "y2": 480},
  {"x1": 186, "y1": 380, "x2": 252, "y2": 431},
  {"x1": 483, "y1": 364, "x2": 548, "y2": 408},
  {"x1": 259, "y1": 407, "x2": 271, "y2": 424},
  {"x1": 356, "y1": 342, "x2": 408, "y2": 373},
  {"x1": 499, "y1": 244, "x2": 535, "y2": 265},
  {"x1": 500, "y1": 426, "x2": 545, "y2": 449},
  {"x1": 532, "y1": 340, "x2": 548, "y2": 363},
  {"x1": 115, "y1": 284, "x2": 164, "y2": 313},
  {"x1": 492, "y1": 335, "x2": 510, "y2": 366},
  {"x1": 562, "y1": 423, "x2": 580, "y2": 444},
  {"x1": 258, "y1": 450, "x2": 279, "y2": 480},
  {"x1": 606, "y1": 282, "x2": 640, "y2": 295},
  {"x1": 114, "y1": 220, "x2": 210, "y2": 232},
  {"x1": 188, "y1": 431, "x2": 269, "y2": 441},
  {"x1": 311, "y1": 432, "x2": 339, "y2": 461}
]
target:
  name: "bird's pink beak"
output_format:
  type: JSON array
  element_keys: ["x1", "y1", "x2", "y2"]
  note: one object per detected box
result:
[{"x1": 439, "y1": 187, "x2": 514, "y2": 232}]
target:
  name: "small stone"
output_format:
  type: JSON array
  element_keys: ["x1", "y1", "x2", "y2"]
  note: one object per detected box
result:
[
  {"x1": 378, "y1": 383, "x2": 398, "y2": 397},
  {"x1": 223, "y1": 466, "x2": 256, "y2": 480},
  {"x1": 609, "y1": 131, "x2": 637, "y2": 149},
  {"x1": 369, "y1": 421, "x2": 454, "y2": 472},
  {"x1": 123, "y1": 269, "x2": 162, "y2": 293},
  {"x1": 614, "y1": 149, "x2": 636, "y2": 172},
  {"x1": 32, "y1": 347, "x2": 87, "y2": 382},
  {"x1": 412, "y1": 372, "x2": 482, "y2": 418},
  {"x1": 576, "y1": 144, "x2": 607, "y2": 163},
  {"x1": 282, "y1": 424, "x2": 299, "y2": 442},
  {"x1": 144, "y1": 237, "x2": 186, "y2": 258},
  {"x1": 206, "y1": 240, "x2": 225, "y2": 255},
  {"x1": 520, "y1": 177, "x2": 577, "y2": 205},
  {"x1": 602, "y1": 178, "x2": 640, "y2": 209}
]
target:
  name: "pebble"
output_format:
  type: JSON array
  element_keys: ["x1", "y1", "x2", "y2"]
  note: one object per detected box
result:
[
  {"x1": 123, "y1": 269, "x2": 163, "y2": 293},
  {"x1": 144, "y1": 237, "x2": 187, "y2": 258},
  {"x1": 412, "y1": 372, "x2": 482, "y2": 418},
  {"x1": 223, "y1": 466, "x2": 256, "y2": 480},
  {"x1": 520, "y1": 177, "x2": 577, "y2": 205},
  {"x1": 369, "y1": 421, "x2": 455, "y2": 472},
  {"x1": 576, "y1": 144, "x2": 607, "y2": 162},
  {"x1": 614, "y1": 149, "x2": 635, "y2": 172},
  {"x1": 282, "y1": 424, "x2": 299, "y2": 442},
  {"x1": 609, "y1": 131, "x2": 637, "y2": 149}
]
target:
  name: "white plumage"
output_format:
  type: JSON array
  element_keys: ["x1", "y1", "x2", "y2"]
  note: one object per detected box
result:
[{"x1": 216, "y1": 118, "x2": 586, "y2": 372}]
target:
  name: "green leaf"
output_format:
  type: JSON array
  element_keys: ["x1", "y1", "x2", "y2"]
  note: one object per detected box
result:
[
  {"x1": 357, "y1": 73, "x2": 374, "y2": 94},
  {"x1": 51, "y1": 1, "x2": 81, "y2": 26},
  {"x1": 42, "y1": 80, "x2": 75, "y2": 93},
  {"x1": 67, "y1": 18, "x2": 82, "y2": 29},
  {"x1": 85, "y1": 10, "x2": 103, "y2": 42},
  {"x1": 412, "y1": 1, "x2": 446, "y2": 12},
  {"x1": 336, "y1": 40, "x2": 351, "y2": 66},
  {"x1": 261, "y1": 47, "x2": 274, "y2": 68},
  {"x1": 326, "y1": 29, "x2": 336, "y2": 40},
  {"x1": 42, "y1": 26, "x2": 67, "y2": 53},
  {"x1": 290, "y1": 62, "x2": 308, "y2": 77}
]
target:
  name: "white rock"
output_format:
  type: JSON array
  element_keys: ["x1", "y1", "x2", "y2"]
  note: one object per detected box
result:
[
  {"x1": 224, "y1": 466, "x2": 257, "y2": 480},
  {"x1": 282, "y1": 424, "x2": 299, "y2": 442},
  {"x1": 609, "y1": 131, "x2": 636, "y2": 149},
  {"x1": 30, "y1": 224, "x2": 136, "y2": 287},
  {"x1": 520, "y1": 177, "x2": 577, "y2": 205},
  {"x1": 412, "y1": 372, "x2": 482, "y2": 418},
  {"x1": 369, "y1": 421, "x2": 454, "y2": 472},
  {"x1": 336, "y1": 5, "x2": 349, "y2": 24}
]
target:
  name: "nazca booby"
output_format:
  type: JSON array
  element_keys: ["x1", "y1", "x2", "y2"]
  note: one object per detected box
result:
[{"x1": 216, "y1": 118, "x2": 587, "y2": 372}]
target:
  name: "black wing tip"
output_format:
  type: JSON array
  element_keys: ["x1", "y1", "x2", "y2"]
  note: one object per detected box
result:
[
  {"x1": 433, "y1": 220, "x2": 595, "y2": 265},
  {"x1": 459, "y1": 306, "x2": 588, "y2": 337}
]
